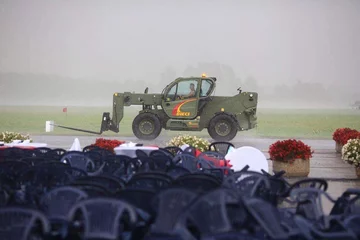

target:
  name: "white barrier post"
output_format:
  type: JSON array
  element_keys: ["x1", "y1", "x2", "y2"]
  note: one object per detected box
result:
[{"x1": 45, "y1": 121, "x2": 54, "y2": 132}]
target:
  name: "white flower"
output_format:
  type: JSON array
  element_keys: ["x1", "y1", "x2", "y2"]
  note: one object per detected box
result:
[{"x1": 342, "y1": 139, "x2": 360, "y2": 166}]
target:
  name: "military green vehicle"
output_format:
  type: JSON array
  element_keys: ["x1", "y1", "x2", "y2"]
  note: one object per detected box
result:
[{"x1": 56, "y1": 74, "x2": 258, "y2": 141}]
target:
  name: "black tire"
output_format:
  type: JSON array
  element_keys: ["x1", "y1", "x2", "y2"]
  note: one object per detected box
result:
[
  {"x1": 132, "y1": 113, "x2": 162, "y2": 140},
  {"x1": 207, "y1": 113, "x2": 238, "y2": 141}
]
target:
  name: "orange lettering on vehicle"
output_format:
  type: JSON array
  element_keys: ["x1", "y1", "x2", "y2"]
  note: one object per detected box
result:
[
  {"x1": 171, "y1": 98, "x2": 196, "y2": 116},
  {"x1": 176, "y1": 112, "x2": 191, "y2": 116}
]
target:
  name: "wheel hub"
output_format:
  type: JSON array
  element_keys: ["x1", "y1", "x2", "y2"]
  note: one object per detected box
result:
[
  {"x1": 215, "y1": 122, "x2": 231, "y2": 136},
  {"x1": 139, "y1": 120, "x2": 154, "y2": 134}
]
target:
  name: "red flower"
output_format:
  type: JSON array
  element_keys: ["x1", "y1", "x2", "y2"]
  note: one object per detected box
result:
[
  {"x1": 91, "y1": 138, "x2": 125, "y2": 153},
  {"x1": 338, "y1": 130, "x2": 360, "y2": 145},
  {"x1": 268, "y1": 139, "x2": 313, "y2": 162},
  {"x1": 333, "y1": 128, "x2": 358, "y2": 144}
]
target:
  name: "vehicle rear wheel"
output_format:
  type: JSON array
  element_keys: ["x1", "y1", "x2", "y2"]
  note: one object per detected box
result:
[
  {"x1": 208, "y1": 114, "x2": 238, "y2": 141},
  {"x1": 132, "y1": 113, "x2": 162, "y2": 140}
]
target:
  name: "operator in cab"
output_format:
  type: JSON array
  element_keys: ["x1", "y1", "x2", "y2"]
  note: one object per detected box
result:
[{"x1": 181, "y1": 83, "x2": 196, "y2": 99}]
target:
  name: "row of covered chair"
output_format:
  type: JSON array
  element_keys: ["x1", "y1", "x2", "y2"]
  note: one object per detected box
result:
[
  {"x1": 0, "y1": 142, "x2": 359, "y2": 239},
  {"x1": 0, "y1": 142, "x2": 234, "y2": 181}
]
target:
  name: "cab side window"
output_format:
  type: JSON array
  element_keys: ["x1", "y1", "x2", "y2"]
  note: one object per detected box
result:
[
  {"x1": 166, "y1": 79, "x2": 198, "y2": 101},
  {"x1": 200, "y1": 79, "x2": 212, "y2": 97},
  {"x1": 177, "y1": 80, "x2": 198, "y2": 97}
]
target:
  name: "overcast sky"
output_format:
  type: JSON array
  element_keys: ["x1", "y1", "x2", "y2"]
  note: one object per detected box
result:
[{"x1": 0, "y1": 0, "x2": 359, "y2": 85}]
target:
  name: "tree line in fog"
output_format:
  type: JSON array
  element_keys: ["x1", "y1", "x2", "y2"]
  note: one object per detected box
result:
[{"x1": 0, "y1": 62, "x2": 358, "y2": 108}]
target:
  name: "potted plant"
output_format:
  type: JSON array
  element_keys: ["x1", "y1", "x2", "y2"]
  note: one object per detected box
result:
[
  {"x1": 342, "y1": 138, "x2": 360, "y2": 177},
  {"x1": 167, "y1": 134, "x2": 210, "y2": 153},
  {"x1": 91, "y1": 138, "x2": 125, "y2": 153},
  {"x1": 0, "y1": 131, "x2": 32, "y2": 143},
  {"x1": 269, "y1": 139, "x2": 313, "y2": 177},
  {"x1": 333, "y1": 128, "x2": 359, "y2": 153},
  {"x1": 338, "y1": 130, "x2": 360, "y2": 153}
]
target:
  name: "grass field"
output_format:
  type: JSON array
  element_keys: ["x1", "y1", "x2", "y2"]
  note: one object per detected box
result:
[{"x1": 0, "y1": 106, "x2": 359, "y2": 139}]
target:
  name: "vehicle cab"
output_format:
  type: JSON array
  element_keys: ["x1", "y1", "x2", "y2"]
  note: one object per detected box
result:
[{"x1": 161, "y1": 74, "x2": 216, "y2": 119}]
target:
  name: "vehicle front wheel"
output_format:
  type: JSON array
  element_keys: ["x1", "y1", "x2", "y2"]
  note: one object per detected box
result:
[
  {"x1": 132, "y1": 113, "x2": 162, "y2": 140},
  {"x1": 208, "y1": 114, "x2": 238, "y2": 141}
]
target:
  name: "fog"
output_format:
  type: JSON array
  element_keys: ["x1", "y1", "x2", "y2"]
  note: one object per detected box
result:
[{"x1": 0, "y1": 0, "x2": 359, "y2": 108}]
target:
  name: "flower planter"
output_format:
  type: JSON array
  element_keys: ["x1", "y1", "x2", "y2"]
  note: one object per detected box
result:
[
  {"x1": 342, "y1": 139, "x2": 360, "y2": 172},
  {"x1": 269, "y1": 139, "x2": 313, "y2": 177},
  {"x1": 92, "y1": 138, "x2": 125, "y2": 153},
  {"x1": 0, "y1": 131, "x2": 32, "y2": 143},
  {"x1": 273, "y1": 158, "x2": 310, "y2": 177},
  {"x1": 335, "y1": 142, "x2": 343, "y2": 153},
  {"x1": 167, "y1": 135, "x2": 210, "y2": 152}
]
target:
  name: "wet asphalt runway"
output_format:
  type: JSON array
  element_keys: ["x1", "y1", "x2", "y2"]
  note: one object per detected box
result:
[{"x1": 32, "y1": 134, "x2": 360, "y2": 212}]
